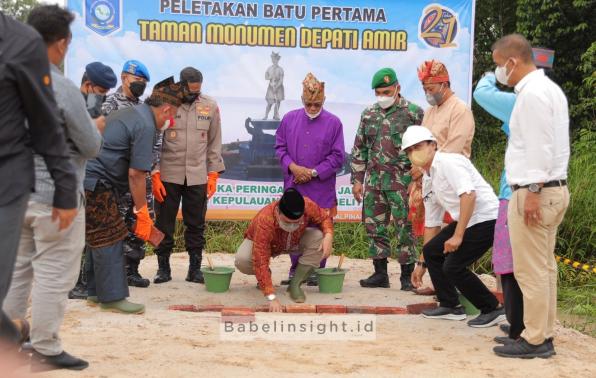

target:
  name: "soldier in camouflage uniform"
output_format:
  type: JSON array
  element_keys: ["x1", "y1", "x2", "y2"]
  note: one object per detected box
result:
[
  {"x1": 102, "y1": 60, "x2": 155, "y2": 288},
  {"x1": 350, "y1": 68, "x2": 424, "y2": 290}
]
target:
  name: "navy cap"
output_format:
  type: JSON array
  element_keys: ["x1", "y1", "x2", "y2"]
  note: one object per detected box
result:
[
  {"x1": 85, "y1": 62, "x2": 117, "y2": 89},
  {"x1": 122, "y1": 60, "x2": 150, "y2": 81}
]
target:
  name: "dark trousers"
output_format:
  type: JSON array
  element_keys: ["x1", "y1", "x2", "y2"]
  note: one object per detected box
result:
[
  {"x1": 155, "y1": 180, "x2": 207, "y2": 256},
  {"x1": 501, "y1": 272, "x2": 525, "y2": 338},
  {"x1": 0, "y1": 193, "x2": 29, "y2": 344},
  {"x1": 423, "y1": 220, "x2": 499, "y2": 313},
  {"x1": 86, "y1": 240, "x2": 129, "y2": 302}
]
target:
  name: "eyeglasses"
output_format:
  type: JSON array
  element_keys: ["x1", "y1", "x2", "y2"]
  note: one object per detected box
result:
[{"x1": 304, "y1": 102, "x2": 323, "y2": 109}]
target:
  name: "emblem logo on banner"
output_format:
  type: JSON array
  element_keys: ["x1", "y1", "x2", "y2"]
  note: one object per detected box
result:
[
  {"x1": 419, "y1": 4, "x2": 459, "y2": 48},
  {"x1": 84, "y1": 0, "x2": 121, "y2": 36}
]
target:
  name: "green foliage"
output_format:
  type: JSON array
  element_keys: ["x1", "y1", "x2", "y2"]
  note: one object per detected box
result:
[
  {"x1": 516, "y1": 0, "x2": 595, "y2": 130},
  {"x1": 571, "y1": 42, "x2": 596, "y2": 131},
  {"x1": 556, "y1": 128, "x2": 596, "y2": 262},
  {"x1": 0, "y1": 0, "x2": 40, "y2": 22},
  {"x1": 471, "y1": 0, "x2": 518, "y2": 149}
]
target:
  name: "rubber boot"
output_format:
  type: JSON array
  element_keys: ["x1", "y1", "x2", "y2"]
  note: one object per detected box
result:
[
  {"x1": 154, "y1": 254, "x2": 172, "y2": 284},
  {"x1": 100, "y1": 299, "x2": 145, "y2": 314},
  {"x1": 287, "y1": 263, "x2": 313, "y2": 303},
  {"x1": 359, "y1": 258, "x2": 390, "y2": 288},
  {"x1": 127, "y1": 259, "x2": 150, "y2": 288},
  {"x1": 281, "y1": 254, "x2": 300, "y2": 285},
  {"x1": 186, "y1": 252, "x2": 204, "y2": 284},
  {"x1": 400, "y1": 263, "x2": 415, "y2": 291}
]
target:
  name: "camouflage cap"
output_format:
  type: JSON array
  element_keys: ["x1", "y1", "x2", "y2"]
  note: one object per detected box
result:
[
  {"x1": 147, "y1": 76, "x2": 186, "y2": 107},
  {"x1": 371, "y1": 68, "x2": 398, "y2": 89}
]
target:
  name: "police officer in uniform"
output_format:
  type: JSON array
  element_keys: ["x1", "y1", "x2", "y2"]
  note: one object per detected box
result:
[{"x1": 152, "y1": 67, "x2": 225, "y2": 284}]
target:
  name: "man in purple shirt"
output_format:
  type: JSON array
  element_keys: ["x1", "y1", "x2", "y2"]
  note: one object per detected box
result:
[{"x1": 275, "y1": 73, "x2": 345, "y2": 285}]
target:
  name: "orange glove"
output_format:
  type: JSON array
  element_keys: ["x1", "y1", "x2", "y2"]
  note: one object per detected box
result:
[
  {"x1": 207, "y1": 171, "x2": 219, "y2": 199},
  {"x1": 151, "y1": 172, "x2": 167, "y2": 203},
  {"x1": 133, "y1": 205, "x2": 153, "y2": 241}
]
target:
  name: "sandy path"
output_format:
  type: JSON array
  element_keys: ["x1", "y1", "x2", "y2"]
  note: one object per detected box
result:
[{"x1": 18, "y1": 253, "x2": 595, "y2": 378}]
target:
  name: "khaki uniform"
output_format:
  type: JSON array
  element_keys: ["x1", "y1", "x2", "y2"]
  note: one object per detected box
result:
[{"x1": 159, "y1": 94, "x2": 225, "y2": 184}]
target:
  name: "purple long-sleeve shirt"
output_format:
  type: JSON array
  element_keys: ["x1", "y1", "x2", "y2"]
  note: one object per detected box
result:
[{"x1": 275, "y1": 108, "x2": 345, "y2": 208}]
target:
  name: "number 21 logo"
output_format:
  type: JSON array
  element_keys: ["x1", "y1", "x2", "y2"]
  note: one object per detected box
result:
[{"x1": 419, "y1": 4, "x2": 458, "y2": 48}]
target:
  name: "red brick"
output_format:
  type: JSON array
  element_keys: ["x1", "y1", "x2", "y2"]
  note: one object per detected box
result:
[
  {"x1": 196, "y1": 305, "x2": 224, "y2": 313},
  {"x1": 346, "y1": 306, "x2": 377, "y2": 314},
  {"x1": 253, "y1": 305, "x2": 270, "y2": 313},
  {"x1": 285, "y1": 304, "x2": 317, "y2": 313},
  {"x1": 168, "y1": 304, "x2": 198, "y2": 312},
  {"x1": 406, "y1": 302, "x2": 438, "y2": 315},
  {"x1": 492, "y1": 291, "x2": 504, "y2": 305},
  {"x1": 221, "y1": 307, "x2": 254, "y2": 316},
  {"x1": 375, "y1": 307, "x2": 408, "y2": 315},
  {"x1": 316, "y1": 305, "x2": 347, "y2": 314}
]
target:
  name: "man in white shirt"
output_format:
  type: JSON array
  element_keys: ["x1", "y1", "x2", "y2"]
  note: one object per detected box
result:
[
  {"x1": 491, "y1": 34, "x2": 569, "y2": 359},
  {"x1": 403, "y1": 126, "x2": 504, "y2": 328}
]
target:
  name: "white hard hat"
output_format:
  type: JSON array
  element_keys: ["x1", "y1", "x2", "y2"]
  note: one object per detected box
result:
[{"x1": 401, "y1": 126, "x2": 437, "y2": 151}]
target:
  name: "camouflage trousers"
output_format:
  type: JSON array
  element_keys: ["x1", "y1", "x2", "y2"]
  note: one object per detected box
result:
[
  {"x1": 363, "y1": 188, "x2": 417, "y2": 263},
  {"x1": 117, "y1": 174, "x2": 155, "y2": 262}
]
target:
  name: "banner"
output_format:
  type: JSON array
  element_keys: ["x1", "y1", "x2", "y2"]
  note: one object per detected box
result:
[{"x1": 66, "y1": 0, "x2": 476, "y2": 221}]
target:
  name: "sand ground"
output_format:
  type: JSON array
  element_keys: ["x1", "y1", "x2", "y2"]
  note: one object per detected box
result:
[{"x1": 13, "y1": 253, "x2": 596, "y2": 378}]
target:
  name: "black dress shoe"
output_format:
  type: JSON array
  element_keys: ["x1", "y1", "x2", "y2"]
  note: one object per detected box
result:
[{"x1": 31, "y1": 350, "x2": 89, "y2": 372}]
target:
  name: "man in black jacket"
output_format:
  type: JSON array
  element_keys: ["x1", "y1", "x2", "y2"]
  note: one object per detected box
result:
[{"x1": 0, "y1": 11, "x2": 77, "y2": 348}]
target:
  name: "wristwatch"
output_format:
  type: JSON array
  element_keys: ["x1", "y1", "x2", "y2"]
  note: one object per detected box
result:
[
  {"x1": 311, "y1": 169, "x2": 318, "y2": 178},
  {"x1": 267, "y1": 294, "x2": 276, "y2": 301},
  {"x1": 528, "y1": 183, "x2": 542, "y2": 193},
  {"x1": 416, "y1": 261, "x2": 427, "y2": 268}
]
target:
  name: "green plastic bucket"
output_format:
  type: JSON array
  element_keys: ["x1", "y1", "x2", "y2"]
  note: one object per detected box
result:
[
  {"x1": 201, "y1": 267, "x2": 235, "y2": 293},
  {"x1": 458, "y1": 293, "x2": 480, "y2": 315},
  {"x1": 315, "y1": 268, "x2": 348, "y2": 294}
]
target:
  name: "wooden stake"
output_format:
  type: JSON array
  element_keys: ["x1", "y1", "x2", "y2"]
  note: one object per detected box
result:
[
  {"x1": 206, "y1": 255, "x2": 214, "y2": 270},
  {"x1": 335, "y1": 254, "x2": 345, "y2": 271}
]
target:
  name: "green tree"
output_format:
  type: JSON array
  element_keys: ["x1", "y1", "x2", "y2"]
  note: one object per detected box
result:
[
  {"x1": 516, "y1": 0, "x2": 595, "y2": 130},
  {"x1": 471, "y1": 0, "x2": 518, "y2": 150},
  {"x1": 572, "y1": 42, "x2": 596, "y2": 131},
  {"x1": 0, "y1": 0, "x2": 40, "y2": 22}
]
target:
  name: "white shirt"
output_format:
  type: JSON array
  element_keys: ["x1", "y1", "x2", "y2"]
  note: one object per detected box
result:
[
  {"x1": 505, "y1": 69, "x2": 570, "y2": 186},
  {"x1": 424, "y1": 152, "x2": 498, "y2": 228}
]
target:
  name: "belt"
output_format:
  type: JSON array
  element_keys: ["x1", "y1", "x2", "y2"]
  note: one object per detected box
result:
[{"x1": 511, "y1": 179, "x2": 567, "y2": 192}]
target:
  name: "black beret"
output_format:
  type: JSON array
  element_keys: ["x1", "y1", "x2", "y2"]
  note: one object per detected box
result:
[
  {"x1": 85, "y1": 62, "x2": 117, "y2": 89},
  {"x1": 278, "y1": 188, "x2": 305, "y2": 220}
]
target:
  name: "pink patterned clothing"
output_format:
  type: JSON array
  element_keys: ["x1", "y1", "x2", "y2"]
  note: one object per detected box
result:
[{"x1": 492, "y1": 199, "x2": 513, "y2": 274}]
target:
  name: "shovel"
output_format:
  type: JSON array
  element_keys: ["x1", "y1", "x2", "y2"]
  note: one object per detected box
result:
[
  {"x1": 206, "y1": 255, "x2": 215, "y2": 271},
  {"x1": 333, "y1": 254, "x2": 345, "y2": 272}
]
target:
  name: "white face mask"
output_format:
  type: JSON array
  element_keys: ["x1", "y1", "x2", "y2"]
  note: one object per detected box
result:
[
  {"x1": 276, "y1": 211, "x2": 302, "y2": 232},
  {"x1": 495, "y1": 59, "x2": 515, "y2": 86},
  {"x1": 305, "y1": 108, "x2": 322, "y2": 120},
  {"x1": 376, "y1": 86, "x2": 398, "y2": 109},
  {"x1": 160, "y1": 117, "x2": 174, "y2": 132}
]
